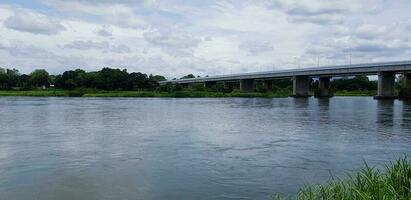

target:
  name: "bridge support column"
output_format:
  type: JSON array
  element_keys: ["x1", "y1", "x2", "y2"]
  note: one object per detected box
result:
[
  {"x1": 399, "y1": 73, "x2": 411, "y2": 99},
  {"x1": 374, "y1": 71, "x2": 397, "y2": 99},
  {"x1": 263, "y1": 80, "x2": 273, "y2": 92},
  {"x1": 315, "y1": 77, "x2": 333, "y2": 98},
  {"x1": 203, "y1": 81, "x2": 216, "y2": 90},
  {"x1": 292, "y1": 76, "x2": 310, "y2": 97},
  {"x1": 240, "y1": 79, "x2": 255, "y2": 92}
]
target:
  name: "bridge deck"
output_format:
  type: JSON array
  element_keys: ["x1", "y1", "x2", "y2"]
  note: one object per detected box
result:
[{"x1": 160, "y1": 60, "x2": 411, "y2": 85}]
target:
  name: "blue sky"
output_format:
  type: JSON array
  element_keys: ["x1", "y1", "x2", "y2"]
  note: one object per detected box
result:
[{"x1": 0, "y1": 0, "x2": 410, "y2": 78}]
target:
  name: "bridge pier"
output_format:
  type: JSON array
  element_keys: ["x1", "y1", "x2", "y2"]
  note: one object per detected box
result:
[
  {"x1": 203, "y1": 81, "x2": 216, "y2": 90},
  {"x1": 240, "y1": 79, "x2": 255, "y2": 92},
  {"x1": 263, "y1": 80, "x2": 273, "y2": 92},
  {"x1": 399, "y1": 73, "x2": 411, "y2": 99},
  {"x1": 315, "y1": 77, "x2": 333, "y2": 98},
  {"x1": 291, "y1": 76, "x2": 310, "y2": 97},
  {"x1": 374, "y1": 71, "x2": 397, "y2": 99}
]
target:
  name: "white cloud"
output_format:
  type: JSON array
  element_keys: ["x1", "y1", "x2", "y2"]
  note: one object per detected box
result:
[
  {"x1": 143, "y1": 25, "x2": 201, "y2": 57},
  {"x1": 0, "y1": 0, "x2": 410, "y2": 78},
  {"x1": 96, "y1": 26, "x2": 113, "y2": 37},
  {"x1": 3, "y1": 8, "x2": 65, "y2": 35},
  {"x1": 63, "y1": 40, "x2": 109, "y2": 50},
  {"x1": 262, "y1": 0, "x2": 370, "y2": 25}
]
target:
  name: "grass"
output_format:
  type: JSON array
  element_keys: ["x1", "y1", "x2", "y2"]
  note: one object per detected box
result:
[
  {"x1": 272, "y1": 156, "x2": 411, "y2": 200},
  {"x1": 334, "y1": 90, "x2": 377, "y2": 96},
  {"x1": 0, "y1": 89, "x2": 67, "y2": 97}
]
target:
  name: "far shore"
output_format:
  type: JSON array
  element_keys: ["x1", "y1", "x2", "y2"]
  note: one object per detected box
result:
[{"x1": 0, "y1": 89, "x2": 377, "y2": 98}]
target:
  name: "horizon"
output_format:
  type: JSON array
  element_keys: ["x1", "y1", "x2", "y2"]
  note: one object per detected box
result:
[{"x1": 0, "y1": 0, "x2": 410, "y2": 79}]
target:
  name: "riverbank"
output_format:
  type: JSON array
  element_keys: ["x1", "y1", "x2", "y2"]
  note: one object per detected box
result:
[
  {"x1": 0, "y1": 89, "x2": 377, "y2": 98},
  {"x1": 273, "y1": 156, "x2": 411, "y2": 200},
  {"x1": 0, "y1": 90, "x2": 288, "y2": 98}
]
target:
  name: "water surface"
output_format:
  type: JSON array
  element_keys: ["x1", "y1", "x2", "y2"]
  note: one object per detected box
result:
[{"x1": 0, "y1": 97, "x2": 410, "y2": 199}]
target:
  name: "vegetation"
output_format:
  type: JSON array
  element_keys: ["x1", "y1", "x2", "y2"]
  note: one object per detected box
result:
[
  {"x1": 0, "y1": 67, "x2": 165, "y2": 91},
  {"x1": 0, "y1": 67, "x2": 383, "y2": 97},
  {"x1": 335, "y1": 90, "x2": 377, "y2": 96},
  {"x1": 273, "y1": 156, "x2": 411, "y2": 200},
  {"x1": 330, "y1": 75, "x2": 377, "y2": 91}
]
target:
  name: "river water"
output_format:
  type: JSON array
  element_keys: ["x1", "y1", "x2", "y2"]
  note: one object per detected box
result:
[{"x1": 0, "y1": 97, "x2": 410, "y2": 199}]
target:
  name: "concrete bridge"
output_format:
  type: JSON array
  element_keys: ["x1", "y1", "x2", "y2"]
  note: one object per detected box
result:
[{"x1": 160, "y1": 60, "x2": 411, "y2": 99}]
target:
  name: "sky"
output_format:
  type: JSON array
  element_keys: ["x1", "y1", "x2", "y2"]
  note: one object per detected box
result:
[{"x1": 0, "y1": 0, "x2": 410, "y2": 78}]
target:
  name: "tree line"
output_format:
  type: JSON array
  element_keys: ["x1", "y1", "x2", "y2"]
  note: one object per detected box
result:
[
  {"x1": 0, "y1": 67, "x2": 166, "y2": 91},
  {"x1": 0, "y1": 67, "x2": 381, "y2": 92}
]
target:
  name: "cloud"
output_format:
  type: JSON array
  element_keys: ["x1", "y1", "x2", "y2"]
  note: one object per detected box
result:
[
  {"x1": 0, "y1": 0, "x2": 410, "y2": 77},
  {"x1": 96, "y1": 26, "x2": 113, "y2": 37},
  {"x1": 354, "y1": 24, "x2": 388, "y2": 40},
  {"x1": 143, "y1": 25, "x2": 201, "y2": 57},
  {"x1": 262, "y1": 0, "x2": 367, "y2": 25},
  {"x1": 0, "y1": 39, "x2": 87, "y2": 73},
  {"x1": 106, "y1": 44, "x2": 131, "y2": 54},
  {"x1": 303, "y1": 21, "x2": 411, "y2": 66},
  {"x1": 41, "y1": 0, "x2": 150, "y2": 29},
  {"x1": 0, "y1": 39, "x2": 53, "y2": 58},
  {"x1": 42, "y1": 0, "x2": 156, "y2": 6},
  {"x1": 239, "y1": 40, "x2": 274, "y2": 55},
  {"x1": 62, "y1": 40, "x2": 132, "y2": 53},
  {"x1": 63, "y1": 40, "x2": 110, "y2": 50},
  {"x1": 3, "y1": 9, "x2": 66, "y2": 35}
]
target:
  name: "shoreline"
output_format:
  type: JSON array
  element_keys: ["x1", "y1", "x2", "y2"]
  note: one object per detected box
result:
[{"x1": 0, "y1": 90, "x2": 377, "y2": 98}]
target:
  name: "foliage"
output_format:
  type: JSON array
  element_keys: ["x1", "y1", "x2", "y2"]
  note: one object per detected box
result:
[
  {"x1": 273, "y1": 156, "x2": 411, "y2": 200},
  {"x1": 0, "y1": 67, "x2": 387, "y2": 95},
  {"x1": 0, "y1": 68, "x2": 20, "y2": 89},
  {"x1": 0, "y1": 67, "x2": 164, "y2": 91},
  {"x1": 335, "y1": 90, "x2": 377, "y2": 96},
  {"x1": 30, "y1": 69, "x2": 50, "y2": 87},
  {"x1": 180, "y1": 74, "x2": 196, "y2": 79},
  {"x1": 331, "y1": 75, "x2": 377, "y2": 91}
]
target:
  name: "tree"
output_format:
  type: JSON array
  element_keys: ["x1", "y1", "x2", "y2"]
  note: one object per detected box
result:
[
  {"x1": 331, "y1": 75, "x2": 377, "y2": 91},
  {"x1": 96, "y1": 68, "x2": 130, "y2": 90},
  {"x1": 18, "y1": 74, "x2": 31, "y2": 89},
  {"x1": 30, "y1": 69, "x2": 50, "y2": 87},
  {"x1": 54, "y1": 69, "x2": 87, "y2": 90},
  {"x1": 151, "y1": 75, "x2": 166, "y2": 82},
  {"x1": 0, "y1": 72, "x2": 8, "y2": 89},
  {"x1": 180, "y1": 74, "x2": 195, "y2": 79},
  {"x1": 129, "y1": 72, "x2": 148, "y2": 90},
  {"x1": 0, "y1": 68, "x2": 20, "y2": 89}
]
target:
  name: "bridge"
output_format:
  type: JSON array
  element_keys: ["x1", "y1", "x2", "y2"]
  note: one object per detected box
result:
[{"x1": 160, "y1": 60, "x2": 411, "y2": 99}]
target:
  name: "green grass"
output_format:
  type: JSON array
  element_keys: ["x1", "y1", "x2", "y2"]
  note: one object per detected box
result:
[
  {"x1": 334, "y1": 90, "x2": 377, "y2": 96},
  {"x1": 273, "y1": 156, "x2": 411, "y2": 200},
  {"x1": 0, "y1": 90, "x2": 67, "y2": 97}
]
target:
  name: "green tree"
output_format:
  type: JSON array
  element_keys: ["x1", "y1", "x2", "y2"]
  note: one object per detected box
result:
[
  {"x1": 18, "y1": 74, "x2": 31, "y2": 89},
  {"x1": 180, "y1": 74, "x2": 195, "y2": 79},
  {"x1": 0, "y1": 72, "x2": 8, "y2": 89},
  {"x1": 151, "y1": 75, "x2": 166, "y2": 82},
  {"x1": 129, "y1": 72, "x2": 148, "y2": 90},
  {"x1": 30, "y1": 69, "x2": 50, "y2": 87}
]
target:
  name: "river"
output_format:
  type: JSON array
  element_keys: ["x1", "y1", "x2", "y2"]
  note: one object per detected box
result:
[{"x1": 0, "y1": 97, "x2": 410, "y2": 199}]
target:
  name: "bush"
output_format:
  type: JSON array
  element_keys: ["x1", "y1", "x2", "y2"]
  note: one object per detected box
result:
[{"x1": 273, "y1": 156, "x2": 411, "y2": 200}]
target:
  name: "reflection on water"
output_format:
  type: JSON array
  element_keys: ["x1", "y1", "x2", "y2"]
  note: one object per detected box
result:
[
  {"x1": 402, "y1": 100, "x2": 411, "y2": 130},
  {"x1": 377, "y1": 100, "x2": 395, "y2": 127},
  {"x1": 0, "y1": 97, "x2": 411, "y2": 200}
]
